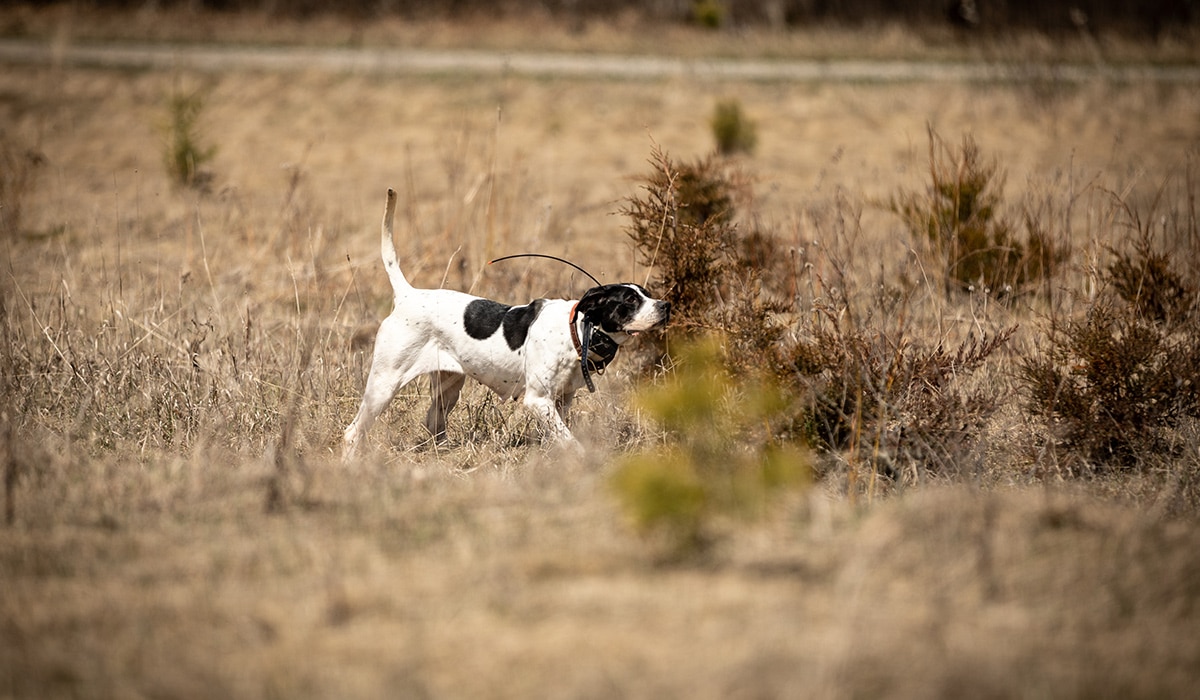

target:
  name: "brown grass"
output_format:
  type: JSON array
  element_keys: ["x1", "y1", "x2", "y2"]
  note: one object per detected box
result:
[{"x1": 2, "y1": 6, "x2": 1200, "y2": 698}]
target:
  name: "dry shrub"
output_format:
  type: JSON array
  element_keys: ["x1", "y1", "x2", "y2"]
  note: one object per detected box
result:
[
  {"x1": 621, "y1": 142, "x2": 792, "y2": 378},
  {"x1": 1022, "y1": 303, "x2": 1200, "y2": 468},
  {"x1": 890, "y1": 126, "x2": 1068, "y2": 295},
  {"x1": 1106, "y1": 194, "x2": 1197, "y2": 327},
  {"x1": 623, "y1": 142, "x2": 1015, "y2": 487},
  {"x1": 1021, "y1": 186, "x2": 1200, "y2": 470},
  {"x1": 786, "y1": 296, "x2": 1015, "y2": 482},
  {"x1": 622, "y1": 143, "x2": 740, "y2": 329}
]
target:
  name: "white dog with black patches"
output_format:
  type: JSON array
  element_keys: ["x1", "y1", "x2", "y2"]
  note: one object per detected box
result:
[{"x1": 343, "y1": 189, "x2": 670, "y2": 458}]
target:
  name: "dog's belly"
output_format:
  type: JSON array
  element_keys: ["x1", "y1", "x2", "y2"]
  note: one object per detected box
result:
[
  {"x1": 423, "y1": 337, "x2": 528, "y2": 400},
  {"x1": 459, "y1": 354, "x2": 527, "y2": 399}
]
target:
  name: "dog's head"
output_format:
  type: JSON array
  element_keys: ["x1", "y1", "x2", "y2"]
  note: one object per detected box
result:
[{"x1": 576, "y1": 283, "x2": 670, "y2": 339}]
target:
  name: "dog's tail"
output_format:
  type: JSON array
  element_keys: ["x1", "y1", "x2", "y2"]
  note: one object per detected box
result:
[{"x1": 380, "y1": 188, "x2": 411, "y2": 296}]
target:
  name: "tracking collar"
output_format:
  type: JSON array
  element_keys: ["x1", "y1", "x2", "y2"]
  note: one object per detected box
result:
[{"x1": 569, "y1": 302, "x2": 619, "y2": 392}]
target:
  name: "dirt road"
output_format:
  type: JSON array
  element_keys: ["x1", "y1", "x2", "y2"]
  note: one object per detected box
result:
[{"x1": 2, "y1": 37, "x2": 1198, "y2": 83}]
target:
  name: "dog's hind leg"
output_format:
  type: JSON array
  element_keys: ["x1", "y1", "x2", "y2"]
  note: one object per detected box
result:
[
  {"x1": 343, "y1": 363, "x2": 408, "y2": 461},
  {"x1": 424, "y1": 371, "x2": 466, "y2": 442}
]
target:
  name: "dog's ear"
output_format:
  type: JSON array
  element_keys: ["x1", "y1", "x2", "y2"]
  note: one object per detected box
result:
[
  {"x1": 575, "y1": 285, "x2": 606, "y2": 316},
  {"x1": 576, "y1": 285, "x2": 624, "y2": 333},
  {"x1": 575, "y1": 286, "x2": 610, "y2": 323}
]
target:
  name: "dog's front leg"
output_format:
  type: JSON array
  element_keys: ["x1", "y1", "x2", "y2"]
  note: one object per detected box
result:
[{"x1": 524, "y1": 392, "x2": 579, "y2": 447}]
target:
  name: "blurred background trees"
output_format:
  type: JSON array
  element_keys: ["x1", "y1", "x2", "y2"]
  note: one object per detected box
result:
[{"x1": 40, "y1": 0, "x2": 1194, "y2": 39}]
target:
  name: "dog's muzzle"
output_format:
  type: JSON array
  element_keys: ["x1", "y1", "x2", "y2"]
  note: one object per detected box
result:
[{"x1": 655, "y1": 301, "x2": 671, "y2": 326}]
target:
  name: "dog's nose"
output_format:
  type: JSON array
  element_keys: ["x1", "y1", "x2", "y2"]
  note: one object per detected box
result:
[{"x1": 659, "y1": 301, "x2": 671, "y2": 321}]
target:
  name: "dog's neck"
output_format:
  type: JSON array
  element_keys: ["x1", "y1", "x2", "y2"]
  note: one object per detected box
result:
[{"x1": 569, "y1": 302, "x2": 621, "y2": 392}]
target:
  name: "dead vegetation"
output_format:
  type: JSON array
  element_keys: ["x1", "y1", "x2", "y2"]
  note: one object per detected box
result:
[
  {"x1": 1020, "y1": 184, "x2": 1200, "y2": 474},
  {"x1": 2, "y1": 15, "x2": 1200, "y2": 698}
]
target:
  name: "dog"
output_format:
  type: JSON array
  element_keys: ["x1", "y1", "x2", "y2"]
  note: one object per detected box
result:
[{"x1": 343, "y1": 188, "x2": 670, "y2": 458}]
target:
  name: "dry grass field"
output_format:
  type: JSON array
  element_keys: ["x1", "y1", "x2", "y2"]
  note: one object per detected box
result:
[{"x1": 3, "y1": 5, "x2": 1200, "y2": 699}]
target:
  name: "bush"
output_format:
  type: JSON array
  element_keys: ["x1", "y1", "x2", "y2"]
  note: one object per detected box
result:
[
  {"x1": 1021, "y1": 195, "x2": 1200, "y2": 470},
  {"x1": 621, "y1": 143, "x2": 791, "y2": 378},
  {"x1": 622, "y1": 143, "x2": 739, "y2": 332},
  {"x1": 711, "y1": 98, "x2": 757, "y2": 156},
  {"x1": 786, "y1": 298, "x2": 1015, "y2": 481},
  {"x1": 612, "y1": 338, "x2": 809, "y2": 560},
  {"x1": 889, "y1": 127, "x2": 1067, "y2": 295},
  {"x1": 162, "y1": 86, "x2": 217, "y2": 190},
  {"x1": 1106, "y1": 206, "x2": 1196, "y2": 327},
  {"x1": 1021, "y1": 303, "x2": 1200, "y2": 469}
]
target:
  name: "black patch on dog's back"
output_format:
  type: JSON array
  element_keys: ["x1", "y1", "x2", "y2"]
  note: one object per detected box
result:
[
  {"x1": 502, "y1": 299, "x2": 544, "y2": 350},
  {"x1": 463, "y1": 298, "x2": 546, "y2": 350},
  {"x1": 464, "y1": 299, "x2": 508, "y2": 340}
]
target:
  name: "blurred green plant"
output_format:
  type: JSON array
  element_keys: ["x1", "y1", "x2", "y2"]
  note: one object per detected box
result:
[
  {"x1": 612, "y1": 337, "x2": 810, "y2": 560},
  {"x1": 692, "y1": 0, "x2": 724, "y2": 29},
  {"x1": 161, "y1": 86, "x2": 217, "y2": 189},
  {"x1": 711, "y1": 98, "x2": 758, "y2": 156}
]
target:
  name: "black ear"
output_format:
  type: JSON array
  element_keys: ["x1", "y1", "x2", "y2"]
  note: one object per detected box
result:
[
  {"x1": 575, "y1": 285, "x2": 626, "y2": 333},
  {"x1": 575, "y1": 286, "x2": 607, "y2": 317}
]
